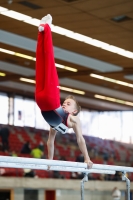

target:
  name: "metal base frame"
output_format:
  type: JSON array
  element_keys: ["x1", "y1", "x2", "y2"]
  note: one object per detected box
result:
[{"x1": 80, "y1": 172, "x2": 131, "y2": 200}]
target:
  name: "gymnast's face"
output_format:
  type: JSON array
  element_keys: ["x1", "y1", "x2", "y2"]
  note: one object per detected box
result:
[{"x1": 62, "y1": 98, "x2": 77, "y2": 115}]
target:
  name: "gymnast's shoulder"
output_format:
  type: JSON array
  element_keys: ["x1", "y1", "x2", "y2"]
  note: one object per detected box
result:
[{"x1": 67, "y1": 114, "x2": 81, "y2": 128}]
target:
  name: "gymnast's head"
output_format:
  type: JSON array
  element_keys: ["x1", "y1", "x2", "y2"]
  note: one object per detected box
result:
[{"x1": 62, "y1": 95, "x2": 81, "y2": 116}]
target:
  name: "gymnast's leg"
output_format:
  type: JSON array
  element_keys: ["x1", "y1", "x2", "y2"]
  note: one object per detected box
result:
[{"x1": 35, "y1": 15, "x2": 60, "y2": 111}]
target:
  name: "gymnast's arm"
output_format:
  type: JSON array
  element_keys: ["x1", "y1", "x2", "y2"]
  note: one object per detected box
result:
[
  {"x1": 68, "y1": 115, "x2": 93, "y2": 168},
  {"x1": 47, "y1": 128, "x2": 57, "y2": 160}
]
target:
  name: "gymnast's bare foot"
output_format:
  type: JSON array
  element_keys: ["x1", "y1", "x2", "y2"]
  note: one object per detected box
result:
[
  {"x1": 38, "y1": 14, "x2": 52, "y2": 32},
  {"x1": 84, "y1": 159, "x2": 93, "y2": 169}
]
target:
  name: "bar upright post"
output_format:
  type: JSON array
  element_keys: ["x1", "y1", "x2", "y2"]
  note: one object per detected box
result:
[
  {"x1": 122, "y1": 172, "x2": 130, "y2": 200},
  {"x1": 81, "y1": 173, "x2": 88, "y2": 200}
]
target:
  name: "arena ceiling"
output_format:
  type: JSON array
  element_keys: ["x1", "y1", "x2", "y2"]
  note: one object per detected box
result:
[{"x1": 0, "y1": 0, "x2": 133, "y2": 111}]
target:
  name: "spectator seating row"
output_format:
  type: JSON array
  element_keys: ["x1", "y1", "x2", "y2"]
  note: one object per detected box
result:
[{"x1": 0, "y1": 124, "x2": 133, "y2": 179}]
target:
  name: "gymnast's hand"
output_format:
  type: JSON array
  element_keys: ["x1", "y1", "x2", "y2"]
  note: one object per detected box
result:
[{"x1": 84, "y1": 159, "x2": 93, "y2": 169}]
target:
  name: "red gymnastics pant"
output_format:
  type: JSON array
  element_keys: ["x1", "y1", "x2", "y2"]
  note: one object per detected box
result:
[{"x1": 35, "y1": 24, "x2": 60, "y2": 111}]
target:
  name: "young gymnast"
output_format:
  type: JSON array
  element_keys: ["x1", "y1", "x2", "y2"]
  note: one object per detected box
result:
[{"x1": 35, "y1": 14, "x2": 93, "y2": 168}]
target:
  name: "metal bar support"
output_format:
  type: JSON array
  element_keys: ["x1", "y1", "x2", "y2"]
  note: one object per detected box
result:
[
  {"x1": 122, "y1": 172, "x2": 130, "y2": 200},
  {"x1": 81, "y1": 173, "x2": 88, "y2": 200}
]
